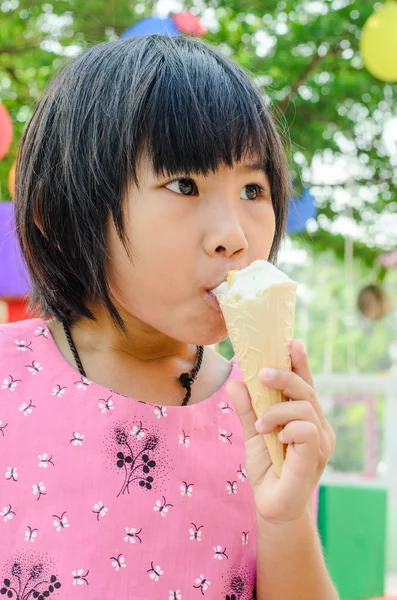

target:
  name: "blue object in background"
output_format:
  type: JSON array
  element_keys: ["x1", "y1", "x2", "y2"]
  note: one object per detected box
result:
[
  {"x1": 287, "y1": 188, "x2": 317, "y2": 233},
  {"x1": 120, "y1": 16, "x2": 180, "y2": 38}
]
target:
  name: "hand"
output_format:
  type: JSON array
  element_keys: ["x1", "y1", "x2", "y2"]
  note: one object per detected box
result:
[{"x1": 226, "y1": 339, "x2": 336, "y2": 524}]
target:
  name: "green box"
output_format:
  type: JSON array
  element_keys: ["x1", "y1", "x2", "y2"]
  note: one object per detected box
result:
[{"x1": 318, "y1": 482, "x2": 387, "y2": 600}]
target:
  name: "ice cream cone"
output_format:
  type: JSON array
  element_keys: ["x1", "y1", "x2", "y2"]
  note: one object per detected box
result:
[{"x1": 216, "y1": 270, "x2": 297, "y2": 477}]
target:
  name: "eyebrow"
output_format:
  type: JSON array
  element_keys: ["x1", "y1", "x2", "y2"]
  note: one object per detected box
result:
[{"x1": 237, "y1": 161, "x2": 268, "y2": 173}]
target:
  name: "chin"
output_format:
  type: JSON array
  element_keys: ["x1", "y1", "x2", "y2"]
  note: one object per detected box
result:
[{"x1": 189, "y1": 318, "x2": 229, "y2": 347}]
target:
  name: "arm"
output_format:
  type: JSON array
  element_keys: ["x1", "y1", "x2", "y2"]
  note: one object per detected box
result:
[
  {"x1": 256, "y1": 507, "x2": 339, "y2": 600},
  {"x1": 227, "y1": 340, "x2": 338, "y2": 600}
]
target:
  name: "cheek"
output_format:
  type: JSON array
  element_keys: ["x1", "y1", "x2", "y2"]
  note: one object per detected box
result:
[{"x1": 250, "y1": 204, "x2": 276, "y2": 258}]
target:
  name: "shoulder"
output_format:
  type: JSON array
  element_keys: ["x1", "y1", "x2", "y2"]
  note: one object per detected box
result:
[
  {"x1": 0, "y1": 317, "x2": 46, "y2": 345},
  {"x1": 0, "y1": 317, "x2": 49, "y2": 363}
]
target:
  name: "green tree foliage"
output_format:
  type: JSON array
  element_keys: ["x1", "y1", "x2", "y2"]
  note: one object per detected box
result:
[{"x1": 1, "y1": 0, "x2": 396, "y2": 266}]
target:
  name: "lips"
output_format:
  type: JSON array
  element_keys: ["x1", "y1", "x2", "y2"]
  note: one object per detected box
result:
[{"x1": 204, "y1": 290, "x2": 222, "y2": 312}]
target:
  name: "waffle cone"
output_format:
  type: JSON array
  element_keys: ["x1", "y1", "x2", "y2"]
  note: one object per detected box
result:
[{"x1": 219, "y1": 282, "x2": 297, "y2": 477}]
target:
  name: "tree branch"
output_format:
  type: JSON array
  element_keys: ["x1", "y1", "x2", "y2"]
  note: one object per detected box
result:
[{"x1": 278, "y1": 45, "x2": 340, "y2": 113}]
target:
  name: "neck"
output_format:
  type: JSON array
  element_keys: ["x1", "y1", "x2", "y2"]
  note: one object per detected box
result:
[{"x1": 69, "y1": 302, "x2": 198, "y2": 367}]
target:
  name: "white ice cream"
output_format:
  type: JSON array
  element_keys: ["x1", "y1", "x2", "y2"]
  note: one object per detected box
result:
[{"x1": 213, "y1": 260, "x2": 296, "y2": 303}]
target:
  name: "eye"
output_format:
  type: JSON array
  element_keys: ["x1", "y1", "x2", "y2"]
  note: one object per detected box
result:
[
  {"x1": 165, "y1": 178, "x2": 198, "y2": 196},
  {"x1": 241, "y1": 184, "x2": 265, "y2": 201}
]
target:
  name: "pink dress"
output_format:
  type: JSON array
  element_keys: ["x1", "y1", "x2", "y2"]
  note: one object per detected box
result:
[{"x1": 0, "y1": 318, "x2": 257, "y2": 599}]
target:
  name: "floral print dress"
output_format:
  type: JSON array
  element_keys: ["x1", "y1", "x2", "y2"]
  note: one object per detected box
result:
[{"x1": 0, "y1": 318, "x2": 257, "y2": 600}]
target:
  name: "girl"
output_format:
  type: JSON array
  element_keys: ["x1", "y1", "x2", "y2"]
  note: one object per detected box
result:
[{"x1": 0, "y1": 35, "x2": 337, "y2": 599}]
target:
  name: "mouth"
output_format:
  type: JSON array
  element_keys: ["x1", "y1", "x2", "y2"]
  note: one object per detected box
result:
[{"x1": 204, "y1": 290, "x2": 222, "y2": 312}]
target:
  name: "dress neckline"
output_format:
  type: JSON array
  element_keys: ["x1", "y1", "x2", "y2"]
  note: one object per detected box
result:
[{"x1": 36, "y1": 317, "x2": 238, "y2": 412}]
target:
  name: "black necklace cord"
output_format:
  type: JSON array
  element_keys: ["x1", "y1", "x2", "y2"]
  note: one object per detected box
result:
[
  {"x1": 179, "y1": 345, "x2": 204, "y2": 406},
  {"x1": 62, "y1": 320, "x2": 86, "y2": 377},
  {"x1": 61, "y1": 320, "x2": 204, "y2": 406}
]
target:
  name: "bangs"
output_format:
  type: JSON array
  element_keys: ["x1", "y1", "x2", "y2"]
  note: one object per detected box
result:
[{"x1": 132, "y1": 37, "x2": 269, "y2": 181}]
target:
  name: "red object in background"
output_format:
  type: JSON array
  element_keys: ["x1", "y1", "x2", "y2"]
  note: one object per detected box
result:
[
  {"x1": 171, "y1": 11, "x2": 207, "y2": 36},
  {"x1": 4, "y1": 298, "x2": 30, "y2": 323},
  {"x1": 0, "y1": 104, "x2": 13, "y2": 159}
]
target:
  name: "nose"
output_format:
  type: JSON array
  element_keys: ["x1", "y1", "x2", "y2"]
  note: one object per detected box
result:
[{"x1": 203, "y1": 203, "x2": 248, "y2": 259}]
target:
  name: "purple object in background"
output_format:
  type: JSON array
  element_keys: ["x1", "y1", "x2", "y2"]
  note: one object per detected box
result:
[{"x1": 0, "y1": 201, "x2": 30, "y2": 298}]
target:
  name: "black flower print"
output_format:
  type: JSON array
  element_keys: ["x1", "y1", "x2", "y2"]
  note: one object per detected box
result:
[
  {"x1": 69, "y1": 433, "x2": 84, "y2": 446},
  {"x1": 147, "y1": 562, "x2": 163, "y2": 582},
  {"x1": 19, "y1": 401, "x2": 36, "y2": 417},
  {"x1": 103, "y1": 421, "x2": 173, "y2": 497},
  {"x1": 153, "y1": 496, "x2": 174, "y2": 517},
  {"x1": 72, "y1": 569, "x2": 89, "y2": 586},
  {"x1": 115, "y1": 428, "x2": 156, "y2": 497},
  {"x1": 2, "y1": 376, "x2": 21, "y2": 392},
  {"x1": 25, "y1": 361, "x2": 43, "y2": 376},
  {"x1": 52, "y1": 512, "x2": 69, "y2": 532},
  {"x1": 219, "y1": 429, "x2": 233, "y2": 445},
  {"x1": 116, "y1": 452, "x2": 132, "y2": 468},
  {"x1": 214, "y1": 546, "x2": 228, "y2": 560},
  {"x1": 242, "y1": 531, "x2": 249, "y2": 546},
  {"x1": 226, "y1": 480, "x2": 237, "y2": 495},
  {"x1": 5, "y1": 467, "x2": 18, "y2": 482},
  {"x1": 92, "y1": 502, "x2": 108, "y2": 521},
  {"x1": 15, "y1": 340, "x2": 33, "y2": 352},
  {"x1": 1, "y1": 551, "x2": 61, "y2": 600},
  {"x1": 189, "y1": 523, "x2": 203, "y2": 541},
  {"x1": 110, "y1": 555, "x2": 126, "y2": 571},
  {"x1": 24, "y1": 527, "x2": 38, "y2": 543},
  {"x1": 51, "y1": 385, "x2": 66, "y2": 398},
  {"x1": 226, "y1": 576, "x2": 244, "y2": 600},
  {"x1": 223, "y1": 566, "x2": 256, "y2": 600},
  {"x1": 237, "y1": 465, "x2": 247, "y2": 482},
  {"x1": 0, "y1": 421, "x2": 8, "y2": 437},
  {"x1": 169, "y1": 591, "x2": 182, "y2": 600},
  {"x1": 115, "y1": 428, "x2": 157, "y2": 496},
  {"x1": 124, "y1": 527, "x2": 142, "y2": 544},
  {"x1": 193, "y1": 574, "x2": 211, "y2": 595},
  {"x1": 32, "y1": 483, "x2": 46, "y2": 501},
  {"x1": 1, "y1": 504, "x2": 16, "y2": 522}
]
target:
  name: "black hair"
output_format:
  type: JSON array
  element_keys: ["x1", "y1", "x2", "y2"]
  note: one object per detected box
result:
[{"x1": 15, "y1": 34, "x2": 291, "y2": 330}]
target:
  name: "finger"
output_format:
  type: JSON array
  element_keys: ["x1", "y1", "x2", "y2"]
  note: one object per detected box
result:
[
  {"x1": 259, "y1": 368, "x2": 327, "y2": 428},
  {"x1": 290, "y1": 339, "x2": 314, "y2": 388},
  {"x1": 255, "y1": 400, "x2": 322, "y2": 434},
  {"x1": 280, "y1": 420, "x2": 321, "y2": 463},
  {"x1": 226, "y1": 379, "x2": 262, "y2": 443},
  {"x1": 226, "y1": 379, "x2": 273, "y2": 481}
]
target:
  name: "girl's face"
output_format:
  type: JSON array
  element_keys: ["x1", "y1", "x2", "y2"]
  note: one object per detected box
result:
[{"x1": 106, "y1": 153, "x2": 276, "y2": 346}]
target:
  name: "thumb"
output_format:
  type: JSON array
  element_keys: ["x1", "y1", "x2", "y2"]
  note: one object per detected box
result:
[{"x1": 226, "y1": 379, "x2": 263, "y2": 444}]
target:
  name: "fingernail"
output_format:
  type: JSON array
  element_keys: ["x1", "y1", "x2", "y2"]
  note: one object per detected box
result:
[
  {"x1": 255, "y1": 418, "x2": 264, "y2": 431},
  {"x1": 260, "y1": 368, "x2": 276, "y2": 378},
  {"x1": 278, "y1": 429, "x2": 285, "y2": 441}
]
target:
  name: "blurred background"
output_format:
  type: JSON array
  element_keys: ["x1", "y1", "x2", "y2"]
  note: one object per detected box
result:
[{"x1": 0, "y1": 1, "x2": 396, "y2": 598}]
